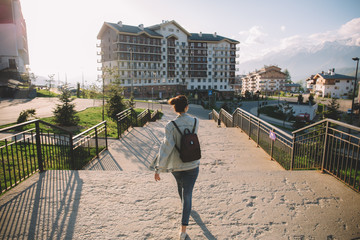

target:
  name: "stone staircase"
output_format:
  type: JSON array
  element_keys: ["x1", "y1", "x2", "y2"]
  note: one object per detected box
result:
[{"x1": 1, "y1": 110, "x2": 360, "y2": 240}]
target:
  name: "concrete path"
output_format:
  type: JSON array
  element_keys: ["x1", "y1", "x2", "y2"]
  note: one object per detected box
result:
[
  {"x1": 0, "y1": 105, "x2": 360, "y2": 239},
  {"x1": 0, "y1": 97, "x2": 102, "y2": 125}
]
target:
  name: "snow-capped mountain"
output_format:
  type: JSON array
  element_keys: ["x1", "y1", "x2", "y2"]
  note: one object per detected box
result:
[{"x1": 239, "y1": 41, "x2": 360, "y2": 83}]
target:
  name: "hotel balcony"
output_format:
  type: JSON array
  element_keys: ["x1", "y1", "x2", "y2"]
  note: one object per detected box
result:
[{"x1": 113, "y1": 40, "x2": 161, "y2": 47}]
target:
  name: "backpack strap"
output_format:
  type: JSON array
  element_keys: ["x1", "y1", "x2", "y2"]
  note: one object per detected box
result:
[
  {"x1": 171, "y1": 121, "x2": 181, "y2": 153},
  {"x1": 192, "y1": 118, "x2": 197, "y2": 134},
  {"x1": 172, "y1": 121, "x2": 182, "y2": 136}
]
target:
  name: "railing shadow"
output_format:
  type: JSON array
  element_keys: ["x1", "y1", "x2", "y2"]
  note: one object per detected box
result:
[
  {"x1": 0, "y1": 170, "x2": 82, "y2": 240},
  {"x1": 120, "y1": 129, "x2": 160, "y2": 169},
  {"x1": 84, "y1": 150, "x2": 123, "y2": 171},
  {"x1": 191, "y1": 210, "x2": 217, "y2": 240}
]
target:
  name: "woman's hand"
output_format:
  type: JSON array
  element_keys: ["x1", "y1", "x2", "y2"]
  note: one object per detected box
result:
[{"x1": 155, "y1": 173, "x2": 161, "y2": 181}]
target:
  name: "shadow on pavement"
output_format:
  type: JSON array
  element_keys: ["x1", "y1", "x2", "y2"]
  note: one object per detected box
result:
[
  {"x1": 0, "y1": 170, "x2": 82, "y2": 239},
  {"x1": 86, "y1": 150, "x2": 123, "y2": 170},
  {"x1": 191, "y1": 210, "x2": 217, "y2": 240}
]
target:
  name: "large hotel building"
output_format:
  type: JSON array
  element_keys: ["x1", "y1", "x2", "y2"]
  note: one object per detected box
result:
[{"x1": 97, "y1": 20, "x2": 239, "y2": 99}]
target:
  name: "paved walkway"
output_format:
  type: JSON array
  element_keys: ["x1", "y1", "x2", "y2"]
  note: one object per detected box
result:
[{"x1": 0, "y1": 105, "x2": 360, "y2": 239}]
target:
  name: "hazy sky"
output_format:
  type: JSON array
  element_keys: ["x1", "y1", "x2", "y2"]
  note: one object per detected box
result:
[{"x1": 21, "y1": 0, "x2": 360, "y2": 85}]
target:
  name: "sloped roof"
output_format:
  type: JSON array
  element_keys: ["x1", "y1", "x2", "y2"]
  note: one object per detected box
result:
[
  {"x1": 318, "y1": 73, "x2": 354, "y2": 80},
  {"x1": 147, "y1": 20, "x2": 191, "y2": 36},
  {"x1": 189, "y1": 33, "x2": 239, "y2": 43},
  {"x1": 97, "y1": 22, "x2": 163, "y2": 39}
]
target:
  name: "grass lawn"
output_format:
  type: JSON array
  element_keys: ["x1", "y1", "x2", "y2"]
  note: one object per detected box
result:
[
  {"x1": 36, "y1": 89, "x2": 59, "y2": 97},
  {"x1": 0, "y1": 106, "x2": 160, "y2": 138}
]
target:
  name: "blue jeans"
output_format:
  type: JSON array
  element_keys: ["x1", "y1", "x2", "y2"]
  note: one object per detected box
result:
[{"x1": 172, "y1": 167, "x2": 199, "y2": 226}]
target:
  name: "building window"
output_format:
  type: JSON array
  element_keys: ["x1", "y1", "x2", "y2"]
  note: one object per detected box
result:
[
  {"x1": 191, "y1": 86, "x2": 194, "y2": 90},
  {"x1": 208, "y1": 72, "x2": 211, "y2": 75},
  {"x1": 191, "y1": 79, "x2": 194, "y2": 82},
  {"x1": 220, "y1": 85, "x2": 223, "y2": 89},
  {"x1": 197, "y1": 86, "x2": 201, "y2": 89},
  {"x1": 214, "y1": 85, "x2": 218, "y2": 89},
  {"x1": 198, "y1": 79, "x2": 201, "y2": 82},
  {"x1": 203, "y1": 79, "x2": 206, "y2": 82},
  {"x1": 208, "y1": 79, "x2": 211, "y2": 82},
  {"x1": 224, "y1": 85, "x2": 227, "y2": 89},
  {"x1": 209, "y1": 58, "x2": 212, "y2": 61},
  {"x1": 208, "y1": 86, "x2": 211, "y2": 89},
  {"x1": 203, "y1": 86, "x2": 206, "y2": 89}
]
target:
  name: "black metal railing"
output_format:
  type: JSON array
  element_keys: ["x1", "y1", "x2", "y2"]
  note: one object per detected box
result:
[
  {"x1": 0, "y1": 120, "x2": 107, "y2": 194},
  {"x1": 116, "y1": 108, "x2": 160, "y2": 138},
  {"x1": 212, "y1": 108, "x2": 360, "y2": 192},
  {"x1": 72, "y1": 121, "x2": 108, "y2": 169}
]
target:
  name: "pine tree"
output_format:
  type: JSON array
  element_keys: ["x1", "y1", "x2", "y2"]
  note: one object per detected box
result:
[{"x1": 53, "y1": 87, "x2": 79, "y2": 126}]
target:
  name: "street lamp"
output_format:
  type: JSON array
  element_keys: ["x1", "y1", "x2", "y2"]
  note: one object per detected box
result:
[
  {"x1": 351, "y1": 57, "x2": 359, "y2": 124},
  {"x1": 128, "y1": 47, "x2": 134, "y2": 106}
]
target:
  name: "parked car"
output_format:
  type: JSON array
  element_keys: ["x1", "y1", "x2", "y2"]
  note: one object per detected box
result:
[
  {"x1": 347, "y1": 109, "x2": 352, "y2": 114},
  {"x1": 296, "y1": 113, "x2": 310, "y2": 122}
]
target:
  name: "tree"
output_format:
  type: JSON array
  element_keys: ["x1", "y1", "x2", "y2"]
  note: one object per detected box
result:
[
  {"x1": 297, "y1": 94, "x2": 304, "y2": 104},
  {"x1": 284, "y1": 69, "x2": 292, "y2": 83},
  {"x1": 106, "y1": 83, "x2": 126, "y2": 120},
  {"x1": 324, "y1": 98, "x2": 340, "y2": 120},
  {"x1": 46, "y1": 74, "x2": 55, "y2": 94},
  {"x1": 278, "y1": 101, "x2": 295, "y2": 126},
  {"x1": 77, "y1": 82, "x2": 81, "y2": 98},
  {"x1": 244, "y1": 90, "x2": 251, "y2": 100},
  {"x1": 53, "y1": 86, "x2": 79, "y2": 126},
  {"x1": 100, "y1": 66, "x2": 123, "y2": 121},
  {"x1": 308, "y1": 93, "x2": 315, "y2": 105}
]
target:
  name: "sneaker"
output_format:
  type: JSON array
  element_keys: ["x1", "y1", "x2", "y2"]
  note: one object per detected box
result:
[{"x1": 179, "y1": 232, "x2": 187, "y2": 240}]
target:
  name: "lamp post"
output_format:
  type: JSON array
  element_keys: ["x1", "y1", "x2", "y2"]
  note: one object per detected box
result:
[
  {"x1": 128, "y1": 47, "x2": 134, "y2": 106},
  {"x1": 351, "y1": 57, "x2": 359, "y2": 124}
]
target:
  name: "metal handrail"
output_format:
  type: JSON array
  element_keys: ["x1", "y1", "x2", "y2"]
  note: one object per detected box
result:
[
  {"x1": 213, "y1": 107, "x2": 360, "y2": 192},
  {"x1": 233, "y1": 108, "x2": 293, "y2": 139},
  {"x1": 293, "y1": 118, "x2": 360, "y2": 134}
]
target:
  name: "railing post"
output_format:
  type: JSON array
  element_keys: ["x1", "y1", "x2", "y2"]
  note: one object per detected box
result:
[
  {"x1": 95, "y1": 127, "x2": 99, "y2": 159},
  {"x1": 321, "y1": 121, "x2": 329, "y2": 173},
  {"x1": 117, "y1": 118, "x2": 121, "y2": 139},
  {"x1": 69, "y1": 133, "x2": 74, "y2": 169},
  {"x1": 35, "y1": 121, "x2": 44, "y2": 172},
  {"x1": 270, "y1": 128, "x2": 274, "y2": 161},
  {"x1": 105, "y1": 121, "x2": 108, "y2": 150},
  {"x1": 240, "y1": 110, "x2": 243, "y2": 132},
  {"x1": 248, "y1": 115, "x2": 252, "y2": 140},
  {"x1": 290, "y1": 133, "x2": 296, "y2": 170},
  {"x1": 256, "y1": 119, "x2": 260, "y2": 147}
]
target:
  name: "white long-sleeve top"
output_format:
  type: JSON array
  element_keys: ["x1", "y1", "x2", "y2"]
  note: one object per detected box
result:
[{"x1": 152, "y1": 113, "x2": 200, "y2": 173}]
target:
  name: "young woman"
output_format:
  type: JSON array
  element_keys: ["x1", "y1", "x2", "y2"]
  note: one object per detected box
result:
[{"x1": 152, "y1": 95, "x2": 200, "y2": 240}]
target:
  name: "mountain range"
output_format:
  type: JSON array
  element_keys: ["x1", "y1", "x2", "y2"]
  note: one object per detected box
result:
[{"x1": 239, "y1": 41, "x2": 360, "y2": 84}]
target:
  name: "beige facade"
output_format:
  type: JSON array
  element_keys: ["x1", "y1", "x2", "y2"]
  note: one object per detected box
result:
[
  {"x1": 241, "y1": 65, "x2": 286, "y2": 94},
  {"x1": 97, "y1": 20, "x2": 239, "y2": 98},
  {"x1": 306, "y1": 69, "x2": 354, "y2": 98}
]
